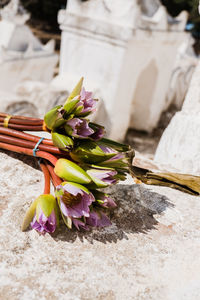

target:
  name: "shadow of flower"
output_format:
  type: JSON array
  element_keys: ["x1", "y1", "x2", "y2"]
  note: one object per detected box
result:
[{"x1": 53, "y1": 184, "x2": 173, "y2": 244}]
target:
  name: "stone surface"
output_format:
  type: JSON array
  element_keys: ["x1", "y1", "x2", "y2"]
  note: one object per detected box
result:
[
  {"x1": 155, "y1": 61, "x2": 200, "y2": 175},
  {"x1": 57, "y1": 0, "x2": 188, "y2": 140},
  {"x1": 1, "y1": 151, "x2": 200, "y2": 299}
]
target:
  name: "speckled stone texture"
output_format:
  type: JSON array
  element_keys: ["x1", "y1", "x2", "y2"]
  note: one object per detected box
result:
[{"x1": 0, "y1": 150, "x2": 200, "y2": 300}]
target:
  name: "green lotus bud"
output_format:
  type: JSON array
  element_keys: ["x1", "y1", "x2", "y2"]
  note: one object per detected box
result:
[
  {"x1": 51, "y1": 131, "x2": 74, "y2": 151},
  {"x1": 54, "y1": 158, "x2": 91, "y2": 184},
  {"x1": 44, "y1": 105, "x2": 66, "y2": 130},
  {"x1": 63, "y1": 77, "x2": 83, "y2": 109}
]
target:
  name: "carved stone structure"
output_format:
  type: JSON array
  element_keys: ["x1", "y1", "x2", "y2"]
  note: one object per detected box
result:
[
  {"x1": 57, "y1": 0, "x2": 189, "y2": 140},
  {"x1": 166, "y1": 36, "x2": 198, "y2": 110},
  {"x1": 155, "y1": 61, "x2": 200, "y2": 175},
  {"x1": 154, "y1": 2, "x2": 200, "y2": 175}
]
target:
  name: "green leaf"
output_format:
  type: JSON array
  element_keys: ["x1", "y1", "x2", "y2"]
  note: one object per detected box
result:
[
  {"x1": 59, "y1": 181, "x2": 91, "y2": 194},
  {"x1": 21, "y1": 198, "x2": 38, "y2": 231},
  {"x1": 54, "y1": 159, "x2": 91, "y2": 184},
  {"x1": 55, "y1": 199, "x2": 60, "y2": 227},
  {"x1": 36, "y1": 194, "x2": 57, "y2": 218},
  {"x1": 85, "y1": 165, "x2": 117, "y2": 188},
  {"x1": 64, "y1": 123, "x2": 73, "y2": 136},
  {"x1": 64, "y1": 77, "x2": 83, "y2": 106},
  {"x1": 89, "y1": 164, "x2": 115, "y2": 171},
  {"x1": 63, "y1": 98, "x2": 80, "y2": 114},
  {"x1": 99, "y1": 138, "x2": 130, "y2": 152},
  {"x1": 98, "y1": 154, "x2": 129, "y2": 171},
  {"x1": 71, "y1": 140, "x2": 116, "y2": 163},
  {"x1": 44, "y1": 105, "x2": 66, "y2": 130},
  {"x1": 52, "y1": 131, "x2": 74, "y2": 150},
  {"x1": 56, "y1": 194, "x2": 73, "y2": 229},
  {"x1": 61, "y1": 213, "x2": 72, "y2": 229},
  {"x1": 86, "y1": 169, "x2": 109, "y2": 188},
  {"x1": 74, "y1": 104, "x2": 84, "y2": 115}
]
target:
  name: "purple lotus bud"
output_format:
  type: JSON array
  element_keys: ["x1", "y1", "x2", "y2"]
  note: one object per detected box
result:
[
  {"x1": 56, "y1": 182, "x2": 95, "y2": 219},
  {"x1": 98, "y1": 145, "x2": 117, "y2": 154},
  {"x1": 86, "y1": 211, "x2": 111, "y2": 227},
  {"x1": 86, "y1": 166, "x2": 118, "y2": 188},
  {"x1": 21, "y1": 194, "x2": 59, "y2": 234},
  {"x1": 72, "y1": 218, "x2": 89, "y2": 230},
  {"x1": 88, "y1": 123, "x2": 105, "y2": 141},
  {"x1": 65, "y1": 118, "x2": 94, "y2": 138},
  {"x1": 108, "y1": 153, "x2": 124, "y2": 161},
  {"x1": 101, "y1": 196, "x2": 117, "y2": 208},
  {"x1": 98, "y1": 153, "x2": 129, "y2": 173},
  {"x1": 31, "y1": 210, "x2": 57, "y2": 234},
  {"x1": 93, "y1": 191, "x2": 117, "y2": 208},
  {"x1": 75, "y1": 87, "x2": 97, "y2": 117}
]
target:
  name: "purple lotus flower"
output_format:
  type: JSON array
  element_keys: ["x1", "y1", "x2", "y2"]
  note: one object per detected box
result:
[
  {"x1": 98, "y1": 153, "x2": 129, "y2": 173},
  {"x1": 100, "y1": 196, "x2": 116, "y2": 208},
  {"x1": 72, "y1": 211, "x2": 111, "y2": 230},
  {"x1": 72, "y1": 218, "x2": 89, "y2": 230},
  {"x1": 108, "y1": 153, "x2": 124, "y2": 161},
  {"x1": 98, "y1": 145, "x2": 117, "y2": 154},
  {"x1": 31, "y1": 210, "x2": 57, "y2": 234},
  {"x1": 86, "y1": 211, "x2": 111, "y2": 227},
  {"x1": 65, "y1": 118, "x2": 94, "y2": 138},
  {"x1": 94, "y1": 191, "x2": 117, "y2": 208},
  {"x1": 87, "y1": 166, "x2": 118, "y2": 187},
  {"x1": 75, "y1": 87, "x2": 97, "y2": 116},
  {"x1": 56, "y1": 182, "x2": 95, "y2": 218},
  {"x1": 88, "y1": 123, "x2": 104, "y2": 141}
]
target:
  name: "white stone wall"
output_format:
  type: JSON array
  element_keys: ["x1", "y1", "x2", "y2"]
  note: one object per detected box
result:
[
  {"x1": 155, "y1": 61, "x2": 200, "y2": 175},
  {"x1": 57, "y1": 0, "x2": 188, "y2": 140},
  {"x1": 128, "y1": 30, "x2": 188, "y2": 132}
]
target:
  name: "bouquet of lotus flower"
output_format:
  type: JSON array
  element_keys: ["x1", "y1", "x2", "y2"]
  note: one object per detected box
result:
[
  {"x1": 0, "y1": 78, "x2": 134, "y2": 234},
  {"x1": 1, "y1": 78, "x2": 200, "y2": 235}
]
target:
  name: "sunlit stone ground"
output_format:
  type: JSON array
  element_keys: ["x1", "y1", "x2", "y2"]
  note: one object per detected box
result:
[{"x1": 0, "y1": 150, "x2": 200, "y2": 300}]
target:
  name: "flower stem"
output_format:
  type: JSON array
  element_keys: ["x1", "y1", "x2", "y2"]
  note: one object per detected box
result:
[
  {"x1": 40, "y1": 163, "x2": 51, "y2": 194},
  {"x1": 0, "y1": 112, "x2": 42, "y2": 122},
  {"x1": 0, "y1": 141, "x2": 58, "y2": 165},
  {"x1": 0, "y1": 122, "x2": 44, "y2": 131},
  {"x1": 46, "y1": 162, "x2": 63, "y2": 187},
  {"x1": 0, "y1": 127, "x2": 53, "y2": 145},
  {"x1": 0, "y1": 134, "x2": 63, "y2": 155},
  {"x1": 0, "y1": 116, "x2": 43, "y2": 126}
]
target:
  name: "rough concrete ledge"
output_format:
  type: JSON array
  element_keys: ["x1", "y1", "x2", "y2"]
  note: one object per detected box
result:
[{"x1": 0, "y1": 151, "x2": 200, "y2": 300}]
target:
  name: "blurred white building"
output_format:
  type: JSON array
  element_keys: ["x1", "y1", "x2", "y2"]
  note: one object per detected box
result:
[{"x1": 55, "y1": 0, "x2": 191, "y2": 140}]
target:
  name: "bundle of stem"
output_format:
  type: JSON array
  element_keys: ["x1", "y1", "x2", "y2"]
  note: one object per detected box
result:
[{"x1": 0, "y1": 113, "x2": 45, "y2": 131}]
